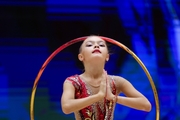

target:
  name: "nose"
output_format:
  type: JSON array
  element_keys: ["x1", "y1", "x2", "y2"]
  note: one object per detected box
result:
[{"x1": 94, "y1": 44, "x2": 99, "y2": 48}]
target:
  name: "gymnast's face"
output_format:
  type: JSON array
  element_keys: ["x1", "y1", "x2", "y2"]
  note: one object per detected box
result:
[{"x1": 78, "y1": 36, "x2": 109, "y2": 63}]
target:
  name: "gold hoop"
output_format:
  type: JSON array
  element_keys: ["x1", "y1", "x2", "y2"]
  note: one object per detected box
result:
[{"x1": 30, "y1": 36, "x2": 159, "y2": 120}]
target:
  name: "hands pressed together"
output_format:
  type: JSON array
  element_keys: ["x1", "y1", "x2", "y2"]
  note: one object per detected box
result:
[{"x1": 98, "y1": 70, "x2": 116, "y2": 102}]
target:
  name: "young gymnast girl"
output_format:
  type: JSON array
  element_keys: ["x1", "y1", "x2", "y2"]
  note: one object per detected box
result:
[{"x1": 61, "y1": 35, "x2": 151, "y2": 120}]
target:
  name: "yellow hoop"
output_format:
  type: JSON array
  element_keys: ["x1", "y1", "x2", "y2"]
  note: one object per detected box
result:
[{"x1": 30, "y1": 36, "x2": 159, "y2": 120}]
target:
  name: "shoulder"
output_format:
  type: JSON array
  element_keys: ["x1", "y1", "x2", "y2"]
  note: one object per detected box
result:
[
  {"x1": 64, "y1": 74, "x2": 82, "y2": 89},
  {"x1": 65, "y1": 74, "x2": 79, "y2": 82},
  {"x1": 108, "y1": 75, "x2": 126, "y2": 83},
  {"x1": 108, "y1": 75, "x2": 128, "y2": 93}
]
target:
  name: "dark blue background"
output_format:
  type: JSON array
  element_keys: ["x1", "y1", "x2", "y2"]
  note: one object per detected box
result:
[{"x1": 0, "y1": 0, "x2": 180, "y2": 120}]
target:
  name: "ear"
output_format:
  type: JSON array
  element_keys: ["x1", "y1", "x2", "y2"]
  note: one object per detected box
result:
[
  {"x1": 78, "y1": 53, "x2": 84, "y2": 61},
  {"x1": 106, "y1": 54, "x2": 109, "y2": 62}
]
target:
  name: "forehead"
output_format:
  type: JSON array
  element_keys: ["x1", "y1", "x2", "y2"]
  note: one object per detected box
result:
[{"x1": 83, "y1": 36, "x2": 105, "y2": 43}]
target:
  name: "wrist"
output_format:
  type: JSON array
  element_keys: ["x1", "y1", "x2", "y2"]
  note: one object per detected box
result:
[
  {"x1": 97, "y1": 92, "x2": 105, "y2": 100},
  {"x1": 108, "y1": 95, "x2": 117, "y2": 110},
  {"x1": 112, "y1": 95, "x2": 117, "y2": 103}
]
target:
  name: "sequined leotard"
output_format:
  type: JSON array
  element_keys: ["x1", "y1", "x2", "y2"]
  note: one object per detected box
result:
[{"x1": 65, "y1": 75, "x2": 116, "y2": 120}]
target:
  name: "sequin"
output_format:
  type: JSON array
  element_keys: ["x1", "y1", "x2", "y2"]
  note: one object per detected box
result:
[{"x1": 66, "y1": 75, "x2": 116, "y2": 120}]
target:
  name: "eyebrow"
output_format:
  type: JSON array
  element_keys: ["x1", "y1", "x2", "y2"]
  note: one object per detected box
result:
[{"x1": 85, "y1": 40, "x2": 105, "y2": 44}]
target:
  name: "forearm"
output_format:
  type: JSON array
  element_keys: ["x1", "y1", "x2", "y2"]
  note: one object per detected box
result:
[
  {"x1": 62, "y1": 94, "x2": 102, "y2": 114},
  {"x1": 116, "y1": 96, "x2": 152, "y2": 112}
]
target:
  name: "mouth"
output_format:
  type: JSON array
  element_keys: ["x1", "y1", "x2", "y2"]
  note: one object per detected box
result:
[{"x1": 92, "y1": 49, "x2": 101, "y2": 53}]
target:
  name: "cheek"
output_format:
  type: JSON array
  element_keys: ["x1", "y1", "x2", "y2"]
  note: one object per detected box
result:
[
  {"x1": 103, "y1": 48, "x2": 109, "y2": 54},
  {"x1": 104, "y1": 50, "x2": 109, "y2": 58},
  {"x1": 80, "y1": 50, "x2": 90, "y2": 60},
  {"x1": 82, "y1": 48, "x2": 91, "y2": 55}
]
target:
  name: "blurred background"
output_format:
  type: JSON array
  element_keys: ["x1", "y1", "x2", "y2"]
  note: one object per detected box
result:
[{"x1": 0, "y1": 0, "x2": 180, "y2": 120}]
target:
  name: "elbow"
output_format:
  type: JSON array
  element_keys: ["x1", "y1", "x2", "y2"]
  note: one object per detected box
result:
[
  {"x1": 143, "y1": 101, "x2": 152, "y2": 112},
  {"x1": 61, "y1": 104, "x2": 73, "y2": 114}
]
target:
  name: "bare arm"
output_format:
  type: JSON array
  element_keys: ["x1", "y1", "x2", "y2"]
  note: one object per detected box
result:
[
  {"x1": 61, "y1": 79, "x2": 106, "y2": 114},
  {"x1": 114, "y1": 76, "x2": 152, "y2": 112}
]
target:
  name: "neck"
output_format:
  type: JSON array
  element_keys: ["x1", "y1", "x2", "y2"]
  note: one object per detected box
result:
[
  {"x1": 83, "y1": 60, "x2": 105, "y2": 78},
  {"x1": 81, "y1": 69, "x2": 104, "y2": 88},
  {"x1": 83, "y1": 66, "x2": 104, "y2": 79}
]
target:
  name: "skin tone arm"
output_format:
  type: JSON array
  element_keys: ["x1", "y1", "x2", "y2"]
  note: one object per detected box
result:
[
  {"x1": 61, "y1": 71, "x2": 151, "y2": 114},
  {"x1": 106, "y1": 76, "x2": 152, "y2": 112},
  {"x1": 61, "y1": 77, "x2": 107, "y2": 114}
]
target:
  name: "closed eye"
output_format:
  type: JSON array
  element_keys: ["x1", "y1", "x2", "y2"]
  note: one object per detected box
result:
[
  {"x1": 86, "y1": 44, "x2": 92, "y2": 47},
  {"x1": 99, "y1": 44, "x2": 105, "y2": 47}
]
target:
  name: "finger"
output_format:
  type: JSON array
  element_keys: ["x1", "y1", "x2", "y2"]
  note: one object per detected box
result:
[
  {"x1": 103, "y1": 70, "x2": 108, "y2": 97},
  {"x1": 103, "y1": 70, "x2": 110, "y2": 86}
]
